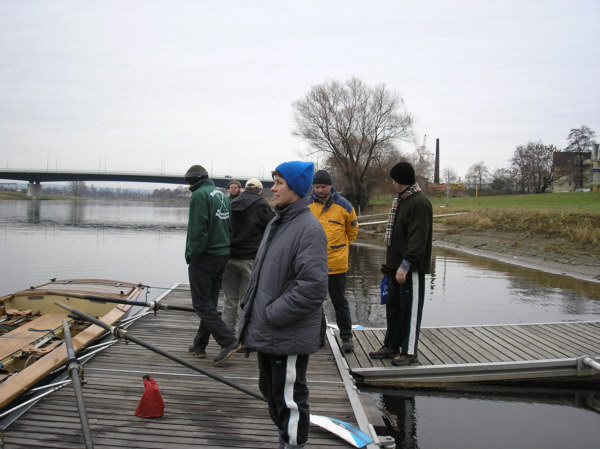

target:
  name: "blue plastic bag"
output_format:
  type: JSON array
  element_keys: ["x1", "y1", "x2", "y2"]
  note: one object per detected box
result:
[{"x1": 380, "y1": 274, "x2": 388, "y2": 305}]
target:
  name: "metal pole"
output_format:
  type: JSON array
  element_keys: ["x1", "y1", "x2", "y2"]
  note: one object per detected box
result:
[
  {"x1": 45, "y1": 290, "x2": 195, "y2": 313},
  {"x1": 582, "y1": 356, "x2": 600, "y2": 373},
  {"x1": 55, "y1": 302, "x2": 265, "y2": 402},
  {"x1": 62, "y1": 319, "x2": 94, "y2": 449},
  {"x1": 446, "y1": 169, "x2": 450, "y2": 207},
  {"x1": 53, "y1": 301, "x2": 373, "y2": 448}
]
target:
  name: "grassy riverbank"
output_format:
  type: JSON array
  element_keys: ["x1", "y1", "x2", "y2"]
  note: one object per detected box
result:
[
  {"x1": 368, "y1": 191, "x2": 600, "y2": 213},
  {"x1": 364, "y1": 191, "x2": 600, "y2": 279}
]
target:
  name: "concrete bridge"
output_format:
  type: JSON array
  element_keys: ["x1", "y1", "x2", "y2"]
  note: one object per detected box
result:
[{"x1": 0, "y1": 169, "x2": 273, "y2": 197}]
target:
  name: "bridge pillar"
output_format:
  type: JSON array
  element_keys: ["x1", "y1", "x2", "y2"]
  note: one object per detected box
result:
[{"x1": 26, "y1": 182, "x2": 42, "y2": 198}]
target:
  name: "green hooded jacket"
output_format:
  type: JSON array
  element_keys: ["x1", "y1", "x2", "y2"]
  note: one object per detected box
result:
[{"x1": 185, "y1": 178, "x2": 231, "y2": 263}]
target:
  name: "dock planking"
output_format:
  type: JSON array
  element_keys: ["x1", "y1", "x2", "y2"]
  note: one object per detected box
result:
[
  {"x1": 4, "y1": 283, "x2": 598, "y2": 447},
  {"x1": 1, "y1": 285, "x2": 373, "y2": 449},
  {"x1": 343, "y1": 321, "x2": 600, "y2": 387}
]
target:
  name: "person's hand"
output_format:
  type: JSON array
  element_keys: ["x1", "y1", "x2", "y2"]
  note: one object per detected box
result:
[{"x1": 395, "y1": 267, "x2": 408, "y2": 284}]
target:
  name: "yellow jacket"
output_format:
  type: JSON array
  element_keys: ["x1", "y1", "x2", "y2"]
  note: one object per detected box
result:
[{"x1": 309, "y1": 187, "x2": 359, "y2": 274}]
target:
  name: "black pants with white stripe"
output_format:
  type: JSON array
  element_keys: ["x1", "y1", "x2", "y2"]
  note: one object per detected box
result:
[
  {"x1": 384, "y1": 270, "x2": 425, "y2": 356},
  {"x1": 257, "y1": 352, "x2": 310, "y2": 447}
]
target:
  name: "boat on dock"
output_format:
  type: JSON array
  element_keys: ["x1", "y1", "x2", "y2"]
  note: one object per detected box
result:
[{"x1": 0, "y1": 279, "x2": 143, "y2": 410}]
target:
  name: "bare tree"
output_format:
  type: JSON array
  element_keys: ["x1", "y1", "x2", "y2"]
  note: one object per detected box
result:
[
  {"x1": 511, "y1": 141, "x2": 555, "y2": 193},
  {"x1": 409, "y1": 135, "x2": 434, "y2": 185},
  {"x1": 566, "y1": 125, "x2": 597, "y2": 152},
  {"x1": 441, "y1": 167, "x2": 459, "y2": 183},
  {"x1": 565, "y1": 125, "x2": 597, "y2": 189},
  {"x1": 292, "y1": 78, "x2": 413, "y2": 210},
  {"x1": 69, "y1": 181, "x2": 87, "y2": 197},
  {"x1": 465, "y1": 162, "x2": 490, "y2": 190},
  {"x1": 490, "y1": 167, "x2": 518, "y2": 194}
]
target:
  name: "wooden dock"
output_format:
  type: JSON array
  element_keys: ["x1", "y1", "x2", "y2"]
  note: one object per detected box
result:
[
  {"x1": 1, "y1": 285, "x2": 385, "y2": 449},
  {"x1": 2, "y1": 283, "x2": 599, "y2": 448},
  {"x1": 343, "y1": 322, "x2": 600, "y2": 387}
]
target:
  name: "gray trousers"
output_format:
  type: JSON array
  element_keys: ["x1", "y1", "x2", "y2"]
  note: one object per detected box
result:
[{"x1": 222, "y1": 257, "x2": 253, "y2": 333}]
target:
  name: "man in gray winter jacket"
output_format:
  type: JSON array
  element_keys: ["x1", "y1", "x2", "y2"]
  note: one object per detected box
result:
[{"x1": 239, "y1": 161, "x2": 328, "y2": 449}]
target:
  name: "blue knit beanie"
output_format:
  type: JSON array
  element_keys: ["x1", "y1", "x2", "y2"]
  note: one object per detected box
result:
[{"x1": 275, "y1": 161, "x2": 314, "y2": 198}]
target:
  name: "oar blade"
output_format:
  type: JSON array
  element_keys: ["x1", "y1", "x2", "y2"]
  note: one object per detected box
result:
[{"x1": 309, "y1": 414, "x2": 373, "y2": 448}]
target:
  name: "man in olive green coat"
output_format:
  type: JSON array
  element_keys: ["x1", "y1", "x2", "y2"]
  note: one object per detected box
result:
[{"x1": 185, "y1": 165, "x2": 241, "y2": 364}]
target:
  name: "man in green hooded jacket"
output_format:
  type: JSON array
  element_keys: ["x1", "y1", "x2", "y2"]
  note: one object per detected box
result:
[{"x1": 185, "y1": 165, "x2": 241, "y2": 364}]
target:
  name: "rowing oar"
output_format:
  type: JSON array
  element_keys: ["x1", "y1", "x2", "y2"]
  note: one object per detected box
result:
[
  {"x1": 45, "y1": 290, "x2": 195, "y2": 314},
  {"x1": 61, "y1": 318, "x2": 94, "y2": 449},
  {"x1": 54, "y1": 301, "x2": 373, "y2": 448}
]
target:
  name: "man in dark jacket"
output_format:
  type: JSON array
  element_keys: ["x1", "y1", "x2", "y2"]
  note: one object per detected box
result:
[
  {"x1": 185, "y1": 165, "x2": 241, "y2": 364},
  {"x1": 369, "y1": 161, "x2": 433, "y2": 366},
  {"x1": 222, "y1": 178, "x2": 274, "y2": 333},
  {"x1": 239, "y1": 161, "x2": 328, "y2": 449}
]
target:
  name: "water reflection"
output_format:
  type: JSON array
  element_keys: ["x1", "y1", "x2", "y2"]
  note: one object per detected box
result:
[
  {"x1": 26, "y1": 199, "x2": 41, "y2": 222},
  {"x1": 329, "y1": 243, "x2": 600, "y2": 330},
  {"x1": 346, "y1": 242, "x2": 387, "y2": 327},
  {"x1": 367, "y1": 386, "x2": 600, "y2": 449},
  {"x1": 437, "y1": 248, "x2": 600, "y2": 300},
  {"x1": 68, "y1": 200, "x2": 85, "y2": 224},
  {"x1": 3, "y1": 199, "x2": 189, "y2": 231}
]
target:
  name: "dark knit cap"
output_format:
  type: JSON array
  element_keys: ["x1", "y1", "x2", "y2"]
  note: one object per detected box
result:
[
  {"x1": 274, "y1": 161, "x2": 314, "y2": 197},
  {"x1": 390, "y1": 162, "x2": 416, "y2": 185},
  {"x1": 312, "y1": 169, "x2": 333, "y2": 185},
  {"x1": 185, "y1": 165, "x2": 208, "y2": 184}
]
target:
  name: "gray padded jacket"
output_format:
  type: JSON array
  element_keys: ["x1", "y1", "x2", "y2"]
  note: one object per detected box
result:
[{"x1": 239, "y1": 198, "x2": 328, "y2": 355}]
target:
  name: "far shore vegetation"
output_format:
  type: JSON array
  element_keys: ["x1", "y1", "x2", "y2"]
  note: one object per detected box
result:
[
  {"x1": 366, "y1": 191, "x2": 600, "y2": 246},
  {"x1": 3, "y1": 188, "x2": 598, "y2": 247}
]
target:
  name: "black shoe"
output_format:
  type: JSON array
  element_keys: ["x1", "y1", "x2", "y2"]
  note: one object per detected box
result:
[
  {"x1": 188, "y1": 344, "x2": 206, "y2": 359},
  {"x1": 214, "y1": 341, "x2": 242, "y2": 364},
  {"x1": 368, "y1": 346, "x2": 399, "y2": 359},
  {"x1": 341, "y1": 339, "x2": 354, "y2": 353},
  {"x1": 319, "y1": 337, "x2": 325, "y2": 348},
  {"x1": 391, "y1": 354, "x2": 419, "y2": 366}
]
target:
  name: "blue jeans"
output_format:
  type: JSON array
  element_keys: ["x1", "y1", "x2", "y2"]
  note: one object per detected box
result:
[{"x1": 188, "y1": 254, "x2": 236, "y2": 349}]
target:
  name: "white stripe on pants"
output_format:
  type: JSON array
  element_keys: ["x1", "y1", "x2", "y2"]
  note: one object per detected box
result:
[{"x1": 284, "y1": 354, "x2": 300, "y2": 445}]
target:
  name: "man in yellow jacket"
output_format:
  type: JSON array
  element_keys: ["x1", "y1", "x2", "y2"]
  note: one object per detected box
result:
[{"x1": 309, "y1": 170, "x2": 359, "y2": 353}]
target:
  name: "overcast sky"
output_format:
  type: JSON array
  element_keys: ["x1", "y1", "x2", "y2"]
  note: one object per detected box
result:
[{"x1": 1, "y1": 0, "x2": 599, "y2": 183}]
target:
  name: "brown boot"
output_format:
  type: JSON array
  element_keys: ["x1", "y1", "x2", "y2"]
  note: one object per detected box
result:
[
  {"x1": 391, "y1": 354, "x2": 419, "y2": 366},
  {"x1": 368, "y1": 346, "x2": 399, "y2": 359}
]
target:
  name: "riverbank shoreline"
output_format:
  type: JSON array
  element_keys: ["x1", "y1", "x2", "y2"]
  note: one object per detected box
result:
[
  {"x1": 433, "y1": 239, "x2": 600, "y2": 284},
  {"x1": 432, "y1": 223, "x2": 600, "y2": 284},
  {"x1": 358, "y1": 226, "x2": 600, "y2": 284}
]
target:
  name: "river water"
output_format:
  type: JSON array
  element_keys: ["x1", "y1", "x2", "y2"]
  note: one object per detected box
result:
[{"x1": 1, "y1": 199, "x2": 599, "y2": 448}]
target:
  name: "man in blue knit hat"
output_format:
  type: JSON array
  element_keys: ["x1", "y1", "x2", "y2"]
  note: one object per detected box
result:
[{"x1": 240, "y1": 161, "x2": 328, "y2": 449}]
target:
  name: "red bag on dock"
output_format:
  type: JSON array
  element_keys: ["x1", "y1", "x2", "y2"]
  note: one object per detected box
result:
[{"x1": 135, "y1": 375, "x2": 164, "y2": 418}]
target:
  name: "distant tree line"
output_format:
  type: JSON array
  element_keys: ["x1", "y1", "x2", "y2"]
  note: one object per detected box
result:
[
  {"x1": 40, "y1": 182, "x2": 191, "y2": 199},
  {"x1": 464, "y1": 125, "x2": 597, "y2": 195},
  {"x1": 149, "y1": 187, "x2": 190, "y2": 199}
]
